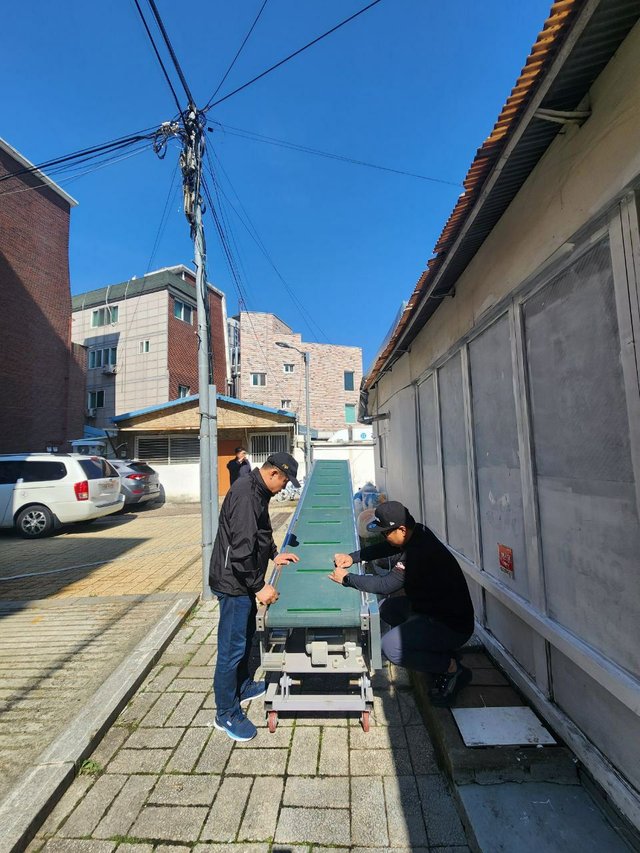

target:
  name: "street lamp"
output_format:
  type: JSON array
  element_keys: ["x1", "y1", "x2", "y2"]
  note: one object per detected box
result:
[{"x1": 276, "y1": 341, "x2": 311, "y2": 477}]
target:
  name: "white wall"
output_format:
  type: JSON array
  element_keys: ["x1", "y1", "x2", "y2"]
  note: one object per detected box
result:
[
  {"x1": 311, "y1": 442, "x2": 376, "y2": 492},
  {"x1": 154, "y1": 463, "x2": 200, "y2": 503}
]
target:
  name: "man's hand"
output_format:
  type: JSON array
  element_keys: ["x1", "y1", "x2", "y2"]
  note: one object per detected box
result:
[
  {"x1": 333, "y1": 553, "x2": 353, "y2": 569},
  {"x1": 328, "y1": 566, "x2": 348, "y2": 584},
  {"x1": 256, "y1": 583, "x2": 279, "y2": 606},
  {"x1": 274, "y1": 552, "x2": 300, "y2": 567}
]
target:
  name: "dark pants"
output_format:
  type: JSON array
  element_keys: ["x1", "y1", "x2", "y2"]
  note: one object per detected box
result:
[
  {"x1": 380, "y1": 596, "x2": 471, "y2": 674},
  {"x1": 212, "y1": 591, "x2": 257, "y2": 720}
]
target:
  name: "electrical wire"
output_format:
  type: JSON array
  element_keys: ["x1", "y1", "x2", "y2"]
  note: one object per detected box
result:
[
  {"x1": 204, "y1": 0, "x2": 384, "y2": 109},
  {"x1": 132, "y1": 0, "x2": 185, "y2": 115},
  {"x1": 145, "y1": 0, "x2": 196, "y2": 107},
  {"x1": 0, "y1": 129, "x2": 157, "y2": 185},
  {"x1": 202, "y1": 170, "x2": 289, "y2": 398},
  {"x1": 212, "y1": 121, "x2": 463, "y2": 187},
  {"x1": 206, "y1": 147, "x2": 330, "y2": 344},
  {"x1": 0, "y1": 143, "x2": 153, "y2": 198},
  {"x1": 209, "y1": 0, "x2": 269, "y2": 105}
]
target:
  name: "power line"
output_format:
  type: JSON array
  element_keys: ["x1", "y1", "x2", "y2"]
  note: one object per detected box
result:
[
  {"x1": 145, "y1": 0, "x2": 196, "y2": 107},
  {"x1": 0, "y1": 129, "x2": 157, "y2": 185},
  {"x1": 132, "y1": 0, "x2": 184, "y2": 115},
  {"x1": 206, "y1": 148, "x2": 330, "y2": 344},
  {"x1": 212, "y1": 121, "x2": 463, "y2": 187},
  {"x1": 206, "y1": 0, "x2": 384, "y2": 109},
  {"x1": 207, "y1": 0, "x2": 269, "y2": 109}
]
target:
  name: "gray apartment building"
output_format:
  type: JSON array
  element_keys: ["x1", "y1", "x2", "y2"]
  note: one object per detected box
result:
[
  {"x1": 229, "y1": 311, "x2": 362, "y2": 436},
  {"x1": 72, "y1": 265, "x2": 229, "y2": 430}
]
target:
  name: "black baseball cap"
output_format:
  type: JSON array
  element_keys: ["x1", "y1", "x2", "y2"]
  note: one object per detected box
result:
[
  {"x1": 267, "y1": 452, "x2": 300, "y2": 488},
  {"x1": 366, "y1": 501, "x2": 415, "y2": 533}
]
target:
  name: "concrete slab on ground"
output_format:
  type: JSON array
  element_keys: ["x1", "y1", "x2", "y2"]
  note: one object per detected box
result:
[{"x1": 458, "y1": 781, "x2": 631, "y2": 853}]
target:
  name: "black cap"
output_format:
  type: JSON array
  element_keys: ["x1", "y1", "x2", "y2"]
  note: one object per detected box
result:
[
  {"x1": 366, "y1": 501, "x2": 415, "y2": 533},
  {"x1": 267, "y1": 452, "x2": 300, "y2": 488}
]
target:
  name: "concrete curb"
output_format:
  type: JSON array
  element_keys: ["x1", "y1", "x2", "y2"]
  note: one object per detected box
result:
[{"x1": 0, "y1": 592, "x2": 199, "y2": 853}]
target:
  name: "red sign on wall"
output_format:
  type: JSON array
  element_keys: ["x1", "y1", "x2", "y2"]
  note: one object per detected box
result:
[{"x1": 498, "y1": 544, "x2": 514, "y2": 577}]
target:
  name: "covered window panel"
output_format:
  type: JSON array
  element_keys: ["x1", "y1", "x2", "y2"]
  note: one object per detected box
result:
[
  {"x1": 169, "y1": 436, "x2": 200, "y2": 463},
  {"x1": 417, "y1": 374, "x2": 445, "y2": 539},
  {"x1": 344, "y1": 371, "x2": 355, "y2": 391},
  {"x1": 469, "y1": 314, "x2": 528, "y2": 597},
  {"x1": 250, "y1": 433, "x2": 289, "y2": 464},
  {"x1": 345, "y1": 404, "x2": 356, "y2": 423},
  {"x1": 137, "y1": 436, "x2": 169, "y2": 464},
  {"x1": 524, "y1": 238, "x2": 640, "y2": 676},
  {"x1": 438, "y1": 352, "x2": 474, "y2": 558}
]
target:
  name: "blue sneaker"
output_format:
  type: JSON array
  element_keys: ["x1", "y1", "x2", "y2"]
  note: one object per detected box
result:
[
  {"x1": 240, "y1": 680, "x2": 266, "y2": 705},
  {"x1": 214, "y1": 712, "x2": 257, "y2": 742}
]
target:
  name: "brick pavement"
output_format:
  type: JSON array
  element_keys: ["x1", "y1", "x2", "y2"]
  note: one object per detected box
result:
[{"x1": 26, "y1": 599, "x2": 472, "y2": 852}]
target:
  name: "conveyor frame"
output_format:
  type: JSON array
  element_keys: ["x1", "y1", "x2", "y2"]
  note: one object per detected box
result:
[{"x1": 257, "y1": 460, "x2": 381, "y2": 731}]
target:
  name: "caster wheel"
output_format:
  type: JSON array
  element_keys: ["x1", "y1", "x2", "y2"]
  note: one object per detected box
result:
[
  {"x1": 360, "y1": 710, "x2": 370, "y2": 732},
  {"x1": 267, "y1": 711, "x2": 278, "y2": 733}
]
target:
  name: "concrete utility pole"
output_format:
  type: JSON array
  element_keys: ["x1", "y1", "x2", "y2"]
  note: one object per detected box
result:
[{"x1": 179, "y1": 110, "x2": 217, "y2": 599}]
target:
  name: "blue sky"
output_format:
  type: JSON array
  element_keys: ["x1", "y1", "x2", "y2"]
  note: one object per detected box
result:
[{"x1": 2, "y1": 0, "x2": 551, "y2": 369}]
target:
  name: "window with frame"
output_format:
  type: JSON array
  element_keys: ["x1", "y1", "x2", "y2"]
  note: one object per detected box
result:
[
  {"x1": 88, "y1": 347, "x2": 117, "y2": 369},
  {"x1": 139, "y1": 340, "x2": 150, "y2": 354},
  {"x1": 249, "y1": 433, "x2": 289, "y2": 464},
  {"x1": 91, "y1": 306, "x2": 118, "y2": 327},
  {"x1": 174, "y1": 299, "x2": 193, "y2": 324},
  {"x1": 177, "y1": 385, "x2": 190, "y2": 398},
  {"x1": 281, "y1": 399, "x2": 292, "y2": 409},
  {"x1": 88, "y1": 390, "x2": 105, "y2": 409},
  {"x1": 136, "y1": 435, "x2": 200, "y2": 464},
  {"x1": 251, "y1": 373, "x2": 266, "y2": 387},
  {"x1": 344, "y1": 371, "x2": 355, "y2": 391},
  {"x1": 283, "y1": 363, "x2": 295, "y2": 374},
  {"x1": 344, "y1": 403, "x2": 356, "y2": 423}
]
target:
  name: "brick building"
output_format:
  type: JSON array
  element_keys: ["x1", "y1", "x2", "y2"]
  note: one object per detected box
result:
[
  {"x1": 71, "y1": 265, "x2": 229, "y2": 429},
  {"x1": 0, "y1": 138, "x2": 85, "y2": 453},
  {"x1": 230, "y1": 312, "x2": 362, "y2": 435}
]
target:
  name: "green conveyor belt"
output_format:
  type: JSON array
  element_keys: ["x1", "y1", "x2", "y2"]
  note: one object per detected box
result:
[{"x1": 267, "y1": 460, "x2": 361, "y2": 628}]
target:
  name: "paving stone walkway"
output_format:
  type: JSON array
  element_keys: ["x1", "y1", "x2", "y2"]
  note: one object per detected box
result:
[{"x1": 27, "y1": 599, "x2": 472, "y2": 852}]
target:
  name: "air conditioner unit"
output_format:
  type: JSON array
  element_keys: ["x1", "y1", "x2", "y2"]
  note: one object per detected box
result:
[
  {"x1": 102, "y1": 365, "x2": 117, "y2": 375},
  {"x1": 86, "y1": 408, "x2": 97, "y2": 418}
]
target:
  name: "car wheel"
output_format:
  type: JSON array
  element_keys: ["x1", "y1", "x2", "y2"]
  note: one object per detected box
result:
[{"x1": 16, "y1": 505, "x2": 55, "y2": 539}]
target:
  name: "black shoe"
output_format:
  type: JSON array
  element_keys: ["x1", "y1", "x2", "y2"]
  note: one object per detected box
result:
[{"x1": 429, "y1": 664, "x2": 472, "y2": 707}]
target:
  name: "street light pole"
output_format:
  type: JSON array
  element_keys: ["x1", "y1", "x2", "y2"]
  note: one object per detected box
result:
[
  {"x1": 276, "y1": 341, "x2": 312, "y2": 477},
  {"x1": 303, "y1": 350, "x2": 311, "y2": 475}
]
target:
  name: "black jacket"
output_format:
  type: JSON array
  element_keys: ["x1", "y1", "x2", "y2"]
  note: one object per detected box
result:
[
  {"x1": 345, "y1": 524, "x2": 474, "y2": 634},
  {"x1": 227, "y1": 457, "x2": 251, "y2": 485},
  {"x1": 209, "y1": 468, "x2": 277, "y2": 596}
]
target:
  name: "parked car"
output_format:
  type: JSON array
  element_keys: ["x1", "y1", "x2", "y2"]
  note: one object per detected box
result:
[
  {"x1": 0, "y1": 453, "x2": 124, "y2": 538},
  {"x1": 108, "y1": 459, "x2": 161, "y2": 508}
]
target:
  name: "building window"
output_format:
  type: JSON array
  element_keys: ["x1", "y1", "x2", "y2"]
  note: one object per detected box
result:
[
  {"x1": 345, "y1": 403, "x2": 356, "y2": 424},
  {"x1": 283, "y1": 363, "x2": 295, "y2": 374},
  {"x1": 344, "y1": 371, "x2": 355, "y2": 391},
  {"x1": 91, "y1": 306, "x2": 118, "y2": 327},
  {"x1": 177, "y1": 385, "x2": 190, "y2": 398},
  {"x1": 88, "y1": 390, "x2": 105, "y2": 409},
  {"x1": 174, "y1": 299, "x2": 193, "y2": 324},
  {"x1": 89, "y1": 347, "x2": 117, "y2": 369},
  {"x1": 250, "y1": 433, "x2": 289, "y2": 465},
  {"x1": 137, "y1": 435, "x2": 200, "y2": 464},
  {"x1": 281, "y1": 399, "x2": 292, "y2": 409},
  {"x1": 251, "y1": 373, "x2": 266, "y2": 387},
  {"x1": 139, "y1": 340, "x2": 151, "y2": 354}
]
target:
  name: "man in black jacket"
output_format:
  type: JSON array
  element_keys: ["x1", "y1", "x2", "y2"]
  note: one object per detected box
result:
[
  {"x1": 226, "y1": 446, "x2": 251, "y2": 486},
  {"x1": 210, "y1": 452, "x2": 300, "y2": 741},
  {"x1": 329, "y1": 501, "x2": 474, "y2": 706}
]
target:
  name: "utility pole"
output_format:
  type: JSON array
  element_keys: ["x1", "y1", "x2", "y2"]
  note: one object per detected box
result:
[
  {"x1": 176, "y1": 110, "x2": 218, "y2": 599},
  {"x1": 276, "y1": 340, "x2": 312, "y2": 477}
]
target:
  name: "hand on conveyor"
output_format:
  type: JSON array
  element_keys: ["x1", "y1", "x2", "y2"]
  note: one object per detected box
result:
[
  {"x1": 274, "y1": 552, "x2": 299, "y2": 566},
  {"x1": 256, "y1": 583, "x2": 279, "y2": 606},
  {"x1": 333, "y1": 553, "x2": 353, "y2": 569},
  {"x1": 328, "y1": 567, "x2": 349, "y2": 584}
]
